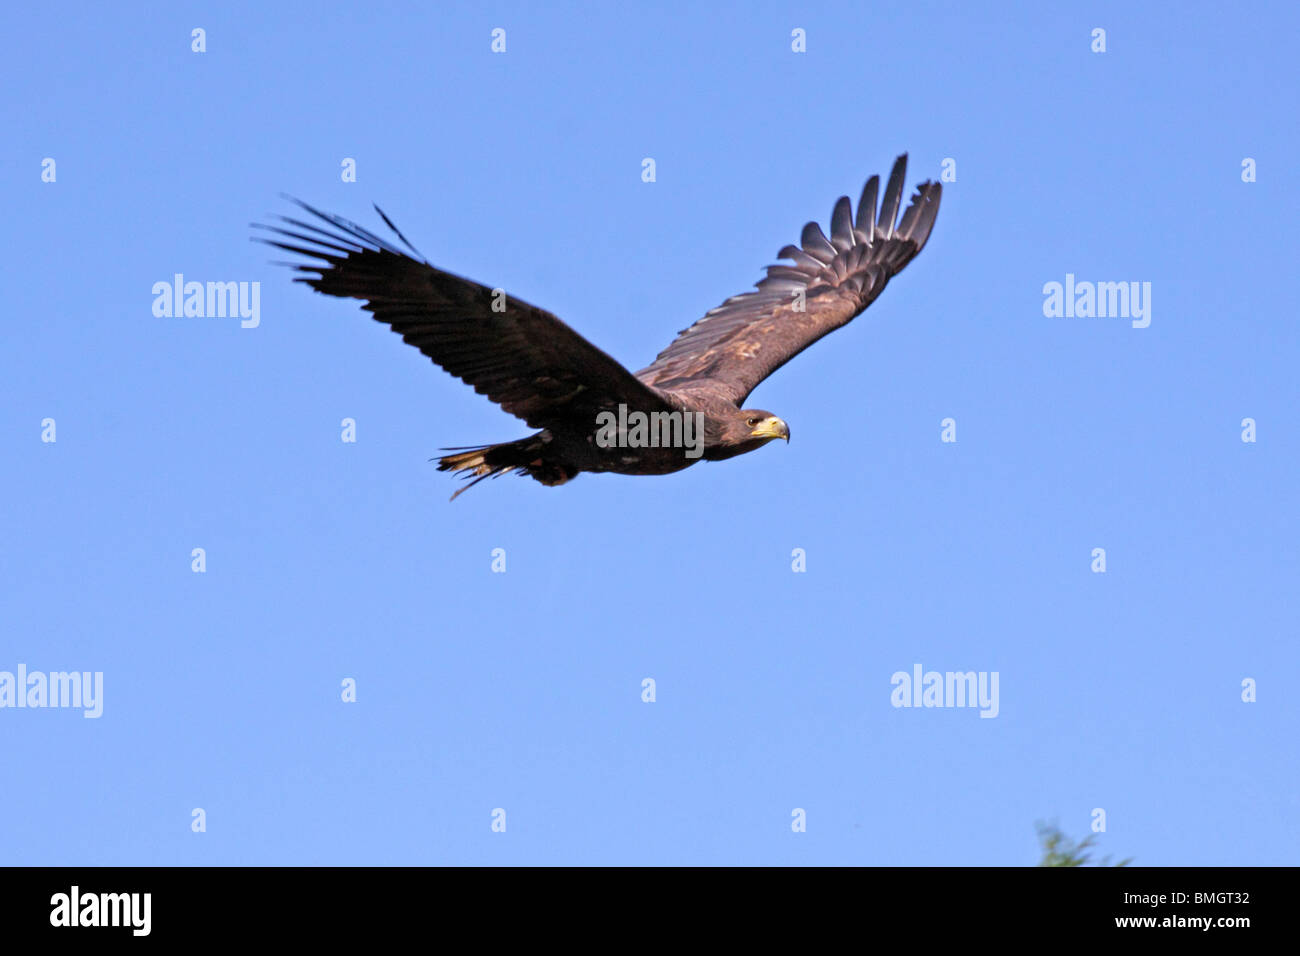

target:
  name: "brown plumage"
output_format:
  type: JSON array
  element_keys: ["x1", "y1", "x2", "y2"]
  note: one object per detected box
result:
[{"x1": 254, "y1": 154, "x2": 941, "y2": 498}]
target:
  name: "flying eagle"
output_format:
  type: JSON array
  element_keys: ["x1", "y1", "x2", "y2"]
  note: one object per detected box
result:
[{"x1": 255, "y1": 154, "x2": 940, "y2": 498}]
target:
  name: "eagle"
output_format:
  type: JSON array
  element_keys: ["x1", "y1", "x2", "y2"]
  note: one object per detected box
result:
[{"x1": 255, "y1": 154, "x2": 941, "y2": 498}]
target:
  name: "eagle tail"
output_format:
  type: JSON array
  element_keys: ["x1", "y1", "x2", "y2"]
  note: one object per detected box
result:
[{"x1": 436, "y1": 436, "x2": 577, "y2": 500}]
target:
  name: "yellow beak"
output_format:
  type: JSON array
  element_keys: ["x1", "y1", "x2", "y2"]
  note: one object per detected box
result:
[{"x1": 750, "y1": 416, "x2": 790, "y2": 442}]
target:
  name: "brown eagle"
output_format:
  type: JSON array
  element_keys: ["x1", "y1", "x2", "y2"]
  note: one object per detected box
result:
[{"x1": 255, "y1": 154, "x2": 940, "y2": 498}]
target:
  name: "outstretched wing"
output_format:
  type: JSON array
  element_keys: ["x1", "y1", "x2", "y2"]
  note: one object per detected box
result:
[
  {"x1": 254, "y1": 199, "x2": 676, "y2": 431},
  {"x1": 637, "y1": 154, "x2": 941, "y2": 406}
]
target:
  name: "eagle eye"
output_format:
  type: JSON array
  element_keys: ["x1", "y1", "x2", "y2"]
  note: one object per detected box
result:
[{"x1": 746, "y1": 417, "x2": 760, "y2": 427}]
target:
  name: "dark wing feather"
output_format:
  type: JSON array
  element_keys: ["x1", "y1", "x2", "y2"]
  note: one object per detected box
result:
[
  {"x1": 637, "y1": 154, "x2": 941, "y2": 406},
  {"x1": 254, "y1": 199, "x2": 675, "y2": 430}
]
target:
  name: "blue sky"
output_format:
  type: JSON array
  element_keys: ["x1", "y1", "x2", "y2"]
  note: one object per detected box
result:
[{"x1": 2, "y1": 1, "x2": 1296, "y2": 865}]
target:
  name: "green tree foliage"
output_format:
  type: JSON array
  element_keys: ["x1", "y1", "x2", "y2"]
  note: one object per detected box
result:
[{"x1": 1036, "y1": 822, "x2": 1132, "y2": 867}]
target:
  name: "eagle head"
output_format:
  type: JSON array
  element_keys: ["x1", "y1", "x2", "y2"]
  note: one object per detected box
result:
[{"x1": 737, "y1": 410, "x2": 790, "y2": 446}]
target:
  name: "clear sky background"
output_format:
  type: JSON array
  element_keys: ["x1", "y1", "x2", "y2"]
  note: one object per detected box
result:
[{"x1": 2, "y1": 1, "x2": 1296, "y2": 866}]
